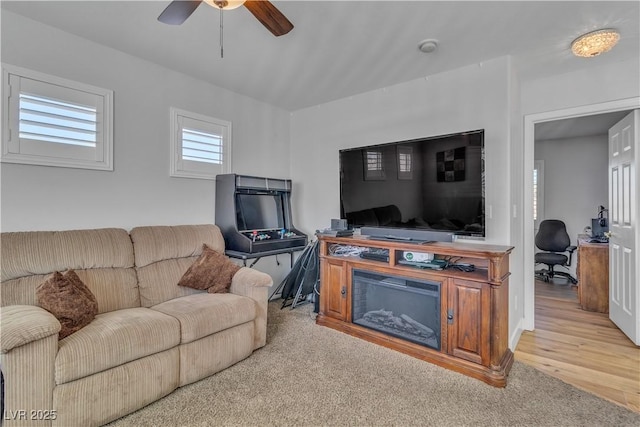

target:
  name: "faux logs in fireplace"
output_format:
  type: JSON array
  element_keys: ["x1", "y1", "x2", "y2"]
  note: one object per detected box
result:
[{"x1": 351, "y1": 270, "x2": 441, "y2": 350}]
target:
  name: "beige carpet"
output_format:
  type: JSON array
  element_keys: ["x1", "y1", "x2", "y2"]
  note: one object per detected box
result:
[{"x1": 108, "y1": 301, "x2": 640, "y2": 426}]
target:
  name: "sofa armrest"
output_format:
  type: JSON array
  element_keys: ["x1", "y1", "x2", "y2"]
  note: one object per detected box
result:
[
  {"x1": 229, "y1": 268, "x2": 272, "y2": 350},
  {"x1": 1, "y1": 306, "x2": 58, "y2": 427},
  {"x1": 229, "y1": 267, "x2": 273, "y2": 295},
  {"x1": 1, "y1": 305, "x2": 60, "y2": 353}
]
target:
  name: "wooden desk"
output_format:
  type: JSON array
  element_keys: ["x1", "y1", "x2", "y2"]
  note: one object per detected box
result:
[{"x1": 577, "y1": 235, "x2": 609, "y2": 313}]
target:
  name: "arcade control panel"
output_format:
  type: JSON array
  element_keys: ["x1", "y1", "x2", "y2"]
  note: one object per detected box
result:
[{"x1": 241, "y1": 229, "x2": 301, "y2": 242}]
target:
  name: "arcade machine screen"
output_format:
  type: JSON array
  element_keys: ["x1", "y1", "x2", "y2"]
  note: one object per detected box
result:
[{"x1": 235, "y1": 193, "x2": 285, "y2": 232}]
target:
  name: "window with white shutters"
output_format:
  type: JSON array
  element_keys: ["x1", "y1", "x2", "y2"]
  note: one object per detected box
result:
[
  {"x1": 2, "y1": 64, "x2": 113, "y2": 170},
  {"x1": 170, "y1": 107, "x2": 231, "y2": 180}
]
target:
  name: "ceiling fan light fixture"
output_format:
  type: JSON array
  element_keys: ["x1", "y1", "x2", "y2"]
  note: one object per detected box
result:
[
  {"x1": 205, "y1": 0, "x2": 246, "y2": 10},
  {"x1": 571, "y1": 29, "x2": 620, "y2": 57}
]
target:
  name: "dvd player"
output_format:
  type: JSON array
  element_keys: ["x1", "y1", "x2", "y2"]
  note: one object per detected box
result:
[{"x1": 359, "y1": 250, "x2": 389, "y2": 262}]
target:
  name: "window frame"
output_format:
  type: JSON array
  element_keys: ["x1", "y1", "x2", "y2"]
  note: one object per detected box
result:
[
  {"x1": 169, "y1": 107, "x2": 232, "y2": 180},
  {"x1": 2, "y1": 63, "x2": 114, "y2": 171}
]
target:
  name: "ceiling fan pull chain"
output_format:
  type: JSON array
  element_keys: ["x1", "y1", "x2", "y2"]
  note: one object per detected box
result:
[{"x1": 219, "y1": 6, "x2": 224, "y2": 58}]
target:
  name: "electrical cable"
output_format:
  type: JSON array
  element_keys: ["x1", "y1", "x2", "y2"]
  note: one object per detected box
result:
[{"x1": 328, "y1": 244, "x2": 367, "y2": 257}]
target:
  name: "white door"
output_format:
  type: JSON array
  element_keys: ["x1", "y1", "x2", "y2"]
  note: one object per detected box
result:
[{"x1": 608, "y1": 109, "x2": 639, "y2": 345}]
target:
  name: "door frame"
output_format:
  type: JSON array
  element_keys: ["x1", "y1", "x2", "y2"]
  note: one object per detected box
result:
[
  {"x1": 533, "y1": 159, "x2": 545, "y2": 233},
  {"x1": 522, "y1": 97, "x2": 640, "y2": 331}
]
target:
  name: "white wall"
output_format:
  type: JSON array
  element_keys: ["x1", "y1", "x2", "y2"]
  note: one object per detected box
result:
[
  {"x1": 535, "y1": 135, "x2": 609, "y2": 277},
  {"x1": 290, "y1": 58, "x2": 512, "y2": 244},
  {"x1": 0, "y1": 11, "x2": 294, "y2": 285},
  {"x1": 522, "y1": 59, "x2": 640, "y2": 116},
  {"x1": 507, "y1": 60, "x2": 524, "y2": 346}
]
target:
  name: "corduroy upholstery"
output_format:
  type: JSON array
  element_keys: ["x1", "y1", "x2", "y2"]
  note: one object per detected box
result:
[
  {"x1": 54, "y1": 308, "x2": 181, "y2": 384},
  {"x1": 1, "y1": 229, "x2": 140, "y2": 313},
  {"x1": 130, "y1": 225, "x2": 225, "y2": 307},
  {"x1": 0, "y1": 224, "x2": 273, "y2": 427},
  {"x1": 151, "y1": 293, "x2": 256, "y2": 344}
]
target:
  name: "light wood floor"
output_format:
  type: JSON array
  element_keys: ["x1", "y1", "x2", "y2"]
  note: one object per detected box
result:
[{"x1": 515, "y1": 280, "x2": 640, "y2": 413}]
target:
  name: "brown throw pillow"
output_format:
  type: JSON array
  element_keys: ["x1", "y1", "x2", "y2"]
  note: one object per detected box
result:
[
  {"x1": 36, "y1": 270, "x2": 99, "y2": 339},
  {"x1": 178, "y1": 244, "x2": 241, "y2": 293}
]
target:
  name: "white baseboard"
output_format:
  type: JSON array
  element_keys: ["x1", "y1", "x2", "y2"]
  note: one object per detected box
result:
[{"x1": 509, "y1": 317, "x2": 525, "y2": 351}]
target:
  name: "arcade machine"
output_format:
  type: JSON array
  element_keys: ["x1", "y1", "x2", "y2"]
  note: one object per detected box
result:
[{"x1": 215, "y1": 174, "x2": 308, "y2": 267}]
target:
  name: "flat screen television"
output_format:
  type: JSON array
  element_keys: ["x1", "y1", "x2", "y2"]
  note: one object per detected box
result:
[{"x1": 339, "y1": 130, "x2": 485, "y2": 241}]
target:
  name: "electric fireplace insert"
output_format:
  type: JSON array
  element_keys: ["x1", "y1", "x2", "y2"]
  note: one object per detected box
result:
[{"x1": 351, "y1": 269, "x2": 441, "y2": 350}]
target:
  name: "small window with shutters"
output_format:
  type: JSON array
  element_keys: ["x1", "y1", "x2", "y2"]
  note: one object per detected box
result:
[
  {"x1": 169, "y1": 107, "x2": 232, "y2": 180},
  {"x1": 2, "y1": 64, "x2": 113, "y2": 170}
]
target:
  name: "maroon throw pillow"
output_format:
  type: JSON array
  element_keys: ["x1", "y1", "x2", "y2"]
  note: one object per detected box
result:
[
  {"x1": 178, "y1": 244, "x2": 241, "y2": 293},
  {"x1": 36, "y1": 270, "x2": 99, "y2": 339}
]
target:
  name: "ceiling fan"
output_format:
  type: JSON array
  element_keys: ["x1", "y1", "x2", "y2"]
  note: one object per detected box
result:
[{"x1": 158, "y1": 0, "x2": 294, "y2": 37}]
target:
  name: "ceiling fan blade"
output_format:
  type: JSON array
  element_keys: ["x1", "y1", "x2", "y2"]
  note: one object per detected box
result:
[
  {"x1": 158, "y1": 0, "x2": 203, "y2": 25},
  {"x1": 244, "y1": 1, "x2": 293, "y2": 37}
]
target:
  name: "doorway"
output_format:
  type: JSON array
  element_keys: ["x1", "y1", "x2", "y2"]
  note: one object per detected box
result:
[{"x1": 522, "y1": 97, "x2": 640, "y2": 331}]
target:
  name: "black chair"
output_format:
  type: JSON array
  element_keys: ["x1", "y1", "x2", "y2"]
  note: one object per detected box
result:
[{"x1": 535, "y1": 219, "x2": 578, "y2": 284}]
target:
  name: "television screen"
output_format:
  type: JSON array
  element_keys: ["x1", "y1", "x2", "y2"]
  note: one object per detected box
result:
[
  {"x1": 235, "y1": 193, "x2": 285, "y2": 231},
  {"x1": 339, "y1": 130, "x2": 485, "y2": 238}
]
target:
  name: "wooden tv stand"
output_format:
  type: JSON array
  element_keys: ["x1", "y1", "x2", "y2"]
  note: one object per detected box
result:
[{"x1": 316, "y1": 235, "x2": 514, "y2": 387}]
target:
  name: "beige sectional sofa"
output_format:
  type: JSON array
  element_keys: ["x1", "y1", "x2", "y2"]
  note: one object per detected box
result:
[{"x1": 0, "y1": 224, "x2": 272, "y2": 426}]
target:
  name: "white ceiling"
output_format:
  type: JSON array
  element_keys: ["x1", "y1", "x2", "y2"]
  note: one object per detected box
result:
[
  {"x1": 3, "y1": 0, "x2": 639, "y2": 114},
  {"x1": 534, "y1": 111, "x2": 631, "y2": 142}
]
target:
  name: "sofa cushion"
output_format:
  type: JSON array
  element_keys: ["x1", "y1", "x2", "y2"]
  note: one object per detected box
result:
[
  {"x1": 1, "y1": 228, "x2": 134, "y2": 282},
  {"x1": 53, "y1": 348, "x2": 179, "y2": 427},
  {"x1": 2, "y1": 269, "x2": 139, "y2": 315},
  {"x1": 130, "y1": 225, "x2": 225, "y2": 268},
  {"x1": 36, "y1": 271, "x2": 99, "y2": 339},
  {"x1": 1, "y1": 228, "x2": 140, "y2": 313},
  {"x1": 178, "y1": 244, "x2": 240, "y2": 293},
  {"x1": 136, "y1": 258, "x2": 204, "y2": 307},
  {"x1": 55, "y1": 307, "x2": 180, "y2": 384},
  {"x1": 151, "y1": 293, "x2": 256, "y2": 344},
  {"x1": 130, "y1": 225, "x2": 228, "y2": 307}
]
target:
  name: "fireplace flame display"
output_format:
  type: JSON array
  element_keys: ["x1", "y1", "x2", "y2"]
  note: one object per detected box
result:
[
  {"x1": 360, "y1": 309, "x2": 438, "y2": 349},
  {"x1": 352, "y1": 270, "x2": 441, "y2": 350}
]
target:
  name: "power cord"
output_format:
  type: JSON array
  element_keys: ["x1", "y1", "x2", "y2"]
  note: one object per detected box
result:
[
  {"x1": 329, "y1": 244, "x2": 367, "y2": 257},
  {"x1": 448, "y1": 263, "x2": 476, "y2": 272},
  {"x1": 440, "y1": 256, "x2": 475, "y2": 272}
]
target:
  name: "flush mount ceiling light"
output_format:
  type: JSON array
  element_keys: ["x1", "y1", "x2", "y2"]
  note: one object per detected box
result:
[
  {"x1": 418, "y1": 39, "x2": 439, "y2": 54},
  {"x1": 571, "y1": 29, "x2": 620, "y2": 57}
]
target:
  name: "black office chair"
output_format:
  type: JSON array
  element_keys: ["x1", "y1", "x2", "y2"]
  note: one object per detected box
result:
[{"x1": 534, "y1": 219, "x2": 578, "y2": 284}]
